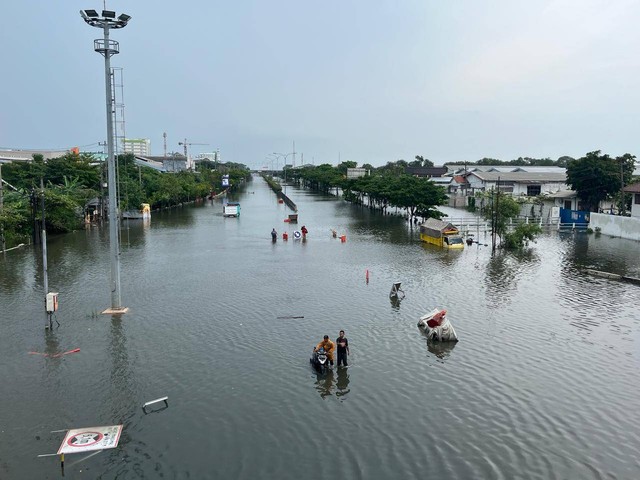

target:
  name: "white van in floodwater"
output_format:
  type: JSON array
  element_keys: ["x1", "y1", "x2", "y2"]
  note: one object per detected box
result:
[{"x1": 223, "y1": 202, "x2": 241, "y2": 217}]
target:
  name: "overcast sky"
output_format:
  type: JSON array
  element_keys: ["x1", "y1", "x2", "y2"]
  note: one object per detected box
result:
[{"x1": 1, "y1": 0, "x2": 639, "y2": 168}]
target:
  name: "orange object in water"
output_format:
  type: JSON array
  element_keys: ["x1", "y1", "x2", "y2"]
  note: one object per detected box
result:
[
  {"x1": 426, "y1": 310, "x2": 447, "y2": 328},
  {"x1": 283, "y1": 232, "x2": 288, "y2": 240},
  {"x1": 278, "y1": 199, "x2": 284, "y2": 204},
  {"x1": 284, "y1": 218, "x2": 290, "y2": 222},
  {"x1": 340, "y1": 235, "x2": 347, "y2": 243}
]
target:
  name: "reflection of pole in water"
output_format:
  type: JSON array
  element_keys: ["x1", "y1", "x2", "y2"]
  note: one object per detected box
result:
[{"x1": 107, "y1": 316, "x2": 135, "y2": 424}]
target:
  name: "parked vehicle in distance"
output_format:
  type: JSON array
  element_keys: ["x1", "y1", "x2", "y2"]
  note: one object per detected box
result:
[{"x1": 223, "y1": 202, "x2": 241, "y2": 217}]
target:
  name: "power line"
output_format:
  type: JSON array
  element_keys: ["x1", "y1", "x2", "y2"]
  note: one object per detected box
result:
[{"x1": 0, "y1": 142, "x2": 103, "y2": 151}]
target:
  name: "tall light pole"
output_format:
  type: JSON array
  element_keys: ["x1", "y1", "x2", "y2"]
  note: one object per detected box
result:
[
  {"x1": 0, "y1": 163, "x2": 5, "y2": 254},
  {"x1": 81, "y1": 8, "x2": 131, "y2": 314},
  {"x1": 273, "y1": 152, "x2": 295, "y2": 194}
]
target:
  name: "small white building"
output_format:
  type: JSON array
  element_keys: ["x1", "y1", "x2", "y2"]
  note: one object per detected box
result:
[
  {"x1": 624, "y1": 183, "x2": 640, "y2": 218},
  {"x1": 465, "y1": 171, "x2": 567, "y2": 196}
]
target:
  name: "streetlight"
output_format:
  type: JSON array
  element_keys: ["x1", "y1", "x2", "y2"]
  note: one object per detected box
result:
[
  {"x1": 80, "y1": 8, "x2": 131, "y2": 314},
  {"x1": 265, "y1": 153, "x2": 279, "y2": 174},
  {"x1": 273, "y1": 152, "x2": 295, "y2": 193}
]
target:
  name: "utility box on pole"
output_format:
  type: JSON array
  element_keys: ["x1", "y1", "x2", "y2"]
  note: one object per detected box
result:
[{"x1": 46, "y1": 292, "x2": 59, "y2": 313}]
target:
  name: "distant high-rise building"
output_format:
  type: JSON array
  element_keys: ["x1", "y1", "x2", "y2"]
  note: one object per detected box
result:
[{"x1": 123, "y1": 138, "x2": 150, "y2": 156}]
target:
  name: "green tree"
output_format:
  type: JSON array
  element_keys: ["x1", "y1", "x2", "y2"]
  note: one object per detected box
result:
[
  {"x1": 556, "y1": 156, "x2": 575, "y2": 167},
  {"x1": 566, "y1": 151, "x2": 635, "y2": 212},
  {"x1": 502, "y1": 223, "x2": 542, "y2": 250},
  {"x1": 480, "y1": 190, "x2": 521, "y2": 245},
  {"x1": 410, "y1": 155, "x2": 434, "y2": 168}
]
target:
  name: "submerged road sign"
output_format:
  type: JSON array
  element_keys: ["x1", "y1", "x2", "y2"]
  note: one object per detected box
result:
[{"x1": 57, "y1": 425, "x2": 123, "y2": 455}]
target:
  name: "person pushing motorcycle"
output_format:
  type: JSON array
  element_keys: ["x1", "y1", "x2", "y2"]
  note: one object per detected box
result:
[{"x1": 314, "y1": 335, "x2": 335, "y2": 366}]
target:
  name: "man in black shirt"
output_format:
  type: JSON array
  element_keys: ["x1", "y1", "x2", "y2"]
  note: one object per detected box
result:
[{"x1": 336, "y1": 330, "x2": 349, "y2": 367}]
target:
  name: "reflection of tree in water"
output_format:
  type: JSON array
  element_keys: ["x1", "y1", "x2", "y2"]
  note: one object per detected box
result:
[
  {"x1": 336, "y1": 368, "x2": 350, "y2": 398},
  {"x1": 0, "y1": 251, "x2": 36, "y2": 293},
  {"x1": 485, "y1": 249, "x2": 539, "y2": 307},
  {"x1": 560, "y1": 231, "x2": 636, "y2": 276},
  {"x1": 151, "y1": 210, "x2": 196, "y2": 229},
  {"x1": 314, "y1": 370, "x2": 335, "y2": 399}
]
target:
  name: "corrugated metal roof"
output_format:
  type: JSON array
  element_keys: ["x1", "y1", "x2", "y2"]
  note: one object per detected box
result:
[
  {"x1": 421, "y1": 217, "x2": 456, "y2": 232},
  {"x1": 468, "y1": 171, "x2": 567, "y2": 182}
]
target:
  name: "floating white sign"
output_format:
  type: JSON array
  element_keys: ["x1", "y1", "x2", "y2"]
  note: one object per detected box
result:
[{"x1": 57, "y1": 425, "x2": 123, "y2": 455}]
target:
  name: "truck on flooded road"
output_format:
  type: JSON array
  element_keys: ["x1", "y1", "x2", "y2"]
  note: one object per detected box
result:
[{"x1": 419, "y1": 218, "x2": 464, "y2": 249}]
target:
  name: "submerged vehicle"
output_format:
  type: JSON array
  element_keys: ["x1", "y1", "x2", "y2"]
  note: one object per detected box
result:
[
  {"x1": 419, "y1": 218, "x2": 464, "y2": 249},
  {"x1": 223, "y1": 202, "x2": 241, "y2": 217},
  {"x1": 122, "y1": 203, "x2": 151, "y2": 220},
  {"x1": 418, "y1": 308, "x2": 459, "y2": 342},
  {"x1": 310, "y1": 348, "x2": 329, "y2": 374}
]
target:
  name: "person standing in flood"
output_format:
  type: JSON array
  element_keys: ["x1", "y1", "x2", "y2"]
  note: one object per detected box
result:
[
  {"x1": 336, "y1": 330, "x2": 349, "y2": 367},
  {"x1": 271, "y1": 228, "x2": 278, "y2": 242}
]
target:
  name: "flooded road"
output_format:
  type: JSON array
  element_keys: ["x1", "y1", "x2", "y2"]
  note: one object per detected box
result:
[{"x1": 1, "y1": 176, "x2": 639, "y2": 479}]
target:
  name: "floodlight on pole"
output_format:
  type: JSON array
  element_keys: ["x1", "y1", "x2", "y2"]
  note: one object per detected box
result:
[
  {"x1": 272, "y1": 152, "x2": 295, "y2": 194},
  {"x1": 80, "y1": 8, "x2": 131, "y2": 314}
]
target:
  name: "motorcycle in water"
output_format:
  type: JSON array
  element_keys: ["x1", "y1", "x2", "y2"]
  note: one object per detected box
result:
[{"x1": 310, "y1": 347, "x2": 329, "y2": 374}]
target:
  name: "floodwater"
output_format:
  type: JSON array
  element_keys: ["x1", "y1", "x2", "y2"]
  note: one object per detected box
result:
[{"x1": 1, "y1": 177, "x2": 639, "y2": 479}]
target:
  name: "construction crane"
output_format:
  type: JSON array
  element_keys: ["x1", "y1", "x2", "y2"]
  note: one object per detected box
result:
[{"x1": 178, "y1": 139, "x2": 209, "y2": 170}]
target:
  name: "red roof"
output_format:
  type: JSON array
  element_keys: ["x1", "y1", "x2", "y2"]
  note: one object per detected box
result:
[{"x1": 453, "y1": 175, "x2": 468, "y2": 184}]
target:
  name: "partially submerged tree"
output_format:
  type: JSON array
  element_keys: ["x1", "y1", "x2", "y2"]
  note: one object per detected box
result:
[
  {"x1": 502, "y1": 223, "x2": 542, "y2": 250},
  {"x1": 479, "y1": 190, "x2": 540, "y2": 250}
]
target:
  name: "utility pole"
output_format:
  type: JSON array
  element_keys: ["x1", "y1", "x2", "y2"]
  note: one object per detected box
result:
[
  {"x1": 620, "y1": 157, "x2": 626, "y2": 216},
  {"x1": 492, "y1": 177, "x2": 500, "y2": 253},
  {"x1": 40, "y1": 178, "x2": 51, "y2": 329},
  {"x1": 0, "y1": 163, "x2": 5, "y2": 253}
]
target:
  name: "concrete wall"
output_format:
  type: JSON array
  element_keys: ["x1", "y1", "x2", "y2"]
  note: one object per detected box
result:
[{"x1": 590, "y1": 213, "x2": 640, "y2": 242}]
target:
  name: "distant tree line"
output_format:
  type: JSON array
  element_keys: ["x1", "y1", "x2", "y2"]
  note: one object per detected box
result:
[
  {"x1": 0, "y1": 152, "x2": 250, "y2": 249},
  {"x1": 287, "y1": 159, "x2": 448, "y2": 219}
]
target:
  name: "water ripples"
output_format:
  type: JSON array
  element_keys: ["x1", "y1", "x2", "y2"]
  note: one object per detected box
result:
[{"x1": 2, "y1": 181, "x2": 640, "y2": 478}]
